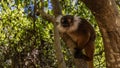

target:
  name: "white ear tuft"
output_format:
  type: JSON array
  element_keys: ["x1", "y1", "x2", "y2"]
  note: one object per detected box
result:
[
  {"x1": 74, "y1": 16, "x2": 81, "y2": 21},
  {"x1": 56, "y1": 15, "x2": 63, "y2": 23}
]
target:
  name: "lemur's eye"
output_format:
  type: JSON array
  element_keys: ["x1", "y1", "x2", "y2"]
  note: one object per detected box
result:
[{"x1": 68, "y1": 19, "x2": 71, "y2": 23}]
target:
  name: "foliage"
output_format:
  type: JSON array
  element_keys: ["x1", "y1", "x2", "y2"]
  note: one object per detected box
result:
[
  {"x1": 0, "y1": 0, "x2": 106, "y2": 68},
  {"x1": 0, "y1": 1, "x2": 55, "y2": 68}
]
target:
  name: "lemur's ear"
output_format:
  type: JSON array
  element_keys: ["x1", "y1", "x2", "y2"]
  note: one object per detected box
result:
[
  {"x1": 74, "y1": 15, "x2": 80, "y2": 19},
  {"x1": 56, "y1": 15, "x2": 63, "y2": 23}
]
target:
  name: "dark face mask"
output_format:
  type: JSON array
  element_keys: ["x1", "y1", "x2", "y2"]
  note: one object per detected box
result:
[{"x1": 61, "y1": 15, "x2": 74, "y2": 27}]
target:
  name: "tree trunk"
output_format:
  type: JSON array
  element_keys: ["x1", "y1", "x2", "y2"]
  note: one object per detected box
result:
[
  {"x1": 11, "y1": 53, "x2": 19, "y2": 68},
  {"x1": 51, "y1": 0, "x2": 67, "y2": 68},
  {"x1": 82, "y1": 0, "x2": 120, "y2": 68}
]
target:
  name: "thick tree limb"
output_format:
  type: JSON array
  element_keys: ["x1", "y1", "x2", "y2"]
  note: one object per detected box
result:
[
  {"x1": 39, "y1": 0, "x2": 66, "y2": 68},
  {"x1": 38, "y1": 0, "x2": 54, "y2": 22},
  {"x1": 39, "y1": 10, "x2": 55, "y2": 22},
  {"x1": 82, "y1": 0, "x2": 120, "y2": 68},
  {"x1": 51, "y1": 0, "x2": 62, "y2": 16},
  {"x1": 50, "y1": 0, "x2": 67, "y2": 68}
]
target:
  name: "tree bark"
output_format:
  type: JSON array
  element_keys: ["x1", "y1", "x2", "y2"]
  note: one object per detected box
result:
[
  {"x1": 50, "y1": 0, "x2": 67, "y2": 68},
  {"x1": 82, "y1": 0, "x2": 120, "y2": 68},
  {"x1": 39, "y1": 0, "x2": 66, "y2": 68}
]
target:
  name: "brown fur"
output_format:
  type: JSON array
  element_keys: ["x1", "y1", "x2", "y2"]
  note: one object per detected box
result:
[{"x1": 56, "y1": 15, "x2": 96, "y2": 68}]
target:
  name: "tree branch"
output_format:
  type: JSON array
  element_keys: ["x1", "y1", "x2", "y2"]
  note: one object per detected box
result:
[
  {"x1": 39, "y1": 10, "x2": 55, "y2": 22},
  {"x1": 38, "y1": 0, "x2": 54, "y2": 22},
  {"x1": 50, "y1": 0, "x2": 67, "y2": 68},
  {"x1": 82, "y1": 0, "x2": 120, "y2": 67},
  {"x1": 51, "y1": 0, "x2": 62, "y2": 16}
]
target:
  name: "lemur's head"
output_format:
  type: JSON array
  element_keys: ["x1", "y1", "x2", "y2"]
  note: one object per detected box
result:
[{"x1": 56, "y1": 15, "x2": 81, "y2": 33}]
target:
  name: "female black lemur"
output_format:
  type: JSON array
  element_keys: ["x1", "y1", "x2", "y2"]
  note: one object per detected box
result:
[{"x1": 56, "y1": 15, "x2": 96, "y2": 68}]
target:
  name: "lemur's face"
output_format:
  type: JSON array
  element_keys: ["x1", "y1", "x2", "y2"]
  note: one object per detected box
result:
[
  {"x1": 56, "y1": 15, "x2": 81, "y2": 33},
  {"x1": 61, "y1": 15, "x2": 74, "y2": 27}
]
